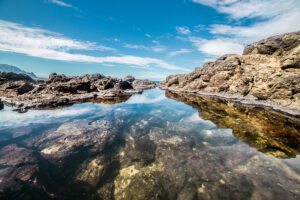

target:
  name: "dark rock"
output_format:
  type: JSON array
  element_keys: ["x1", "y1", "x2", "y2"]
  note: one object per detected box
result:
[
  {"x1": 114, "y1": 81, "x2": 133, "y2": 90},
  {"x1": 124, "y1": 76, "x2": 135, "y2": 82},
  {"x1": 17, "y1": 82, "x2": 34, "y2": 95},
  {"x1": 0, "y1": 99, "x2": 3, "y2": 110}
]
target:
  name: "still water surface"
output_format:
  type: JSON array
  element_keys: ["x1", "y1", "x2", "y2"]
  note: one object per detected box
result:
[{"x1": 0, "y1": 88, "x2": 299, "y2": 200}]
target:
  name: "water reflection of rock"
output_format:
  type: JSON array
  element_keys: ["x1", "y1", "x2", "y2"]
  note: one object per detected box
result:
[
  {"x1": 1, "y1": 90, "x2": 300, "y2": 199},
  {"x1": 15, "y1": 95, "x2": 131, "y2": 112},
  {"x1": 165, "y1": 91, "x2": 300, "y2": 159}
]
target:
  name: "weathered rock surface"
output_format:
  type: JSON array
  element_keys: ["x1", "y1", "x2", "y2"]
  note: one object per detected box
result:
[
  {"x1": 160, "y1": 31, "x2": 300, "y2": 116},
  {"x1": 0, "y1": 72, "x2": 156, "y2": 111}
]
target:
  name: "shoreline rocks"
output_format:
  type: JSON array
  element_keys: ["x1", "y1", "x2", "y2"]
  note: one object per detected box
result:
[
  {"x1": 0, "y1": 72, "x2": 156, "y2": 112},
  {"x1": 159, "y1": 31, "x2": 300, "y2": 116}
]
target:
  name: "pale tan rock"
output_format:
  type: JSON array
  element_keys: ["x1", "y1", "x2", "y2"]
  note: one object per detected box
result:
[{"x1": 160, "y1": 31, "x2": 300, "y2": 115}]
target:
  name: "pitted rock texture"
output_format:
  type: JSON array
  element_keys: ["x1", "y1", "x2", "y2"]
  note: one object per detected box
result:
[
  {"x1": 160, "y1": 31, "x2": 300, "y2": 115},
  {"x1": 0, "y1": 72, "x2": 156, "y2": 111}
]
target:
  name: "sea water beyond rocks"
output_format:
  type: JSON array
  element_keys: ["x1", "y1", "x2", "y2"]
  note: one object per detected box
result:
[{"x1": 159, "y1": 31, "x2": 300, "y2": 116}]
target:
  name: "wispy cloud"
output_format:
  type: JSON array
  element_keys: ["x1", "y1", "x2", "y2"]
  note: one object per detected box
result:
[
  {"x1": 124, "y1": 44, "x2": 147, "y2": 49},
  {"x1": 168, "y1": 48, "x2": 191, "y2": 57},
  {"x1": 124, "y1": 43, "x2": 167, "y2": 53},
  {"x1": 188, "y1": 0, "x2": 300, "y2": 57},
  {"x1": 176, "y1": 26, "x2": 191, "y2": 35},
  {"x1": 0, "y1": 20, "x2": 189, "y2": 71},
  {"x1": 192, "y1": 0, "x2": 295, "y2": 20},
  {"x1": 50, "y1": 0, "x2": 74, "y2": 8}
]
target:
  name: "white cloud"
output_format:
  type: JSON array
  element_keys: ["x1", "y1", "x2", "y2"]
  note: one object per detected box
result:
[
  {"x1": 124, "y1": 43, "x2": 167, "y2": 53},
  {"x1": 168, "y1": 48, "x2": 191, "y2": 57},
  {"x1": 145, "y1": 34, "x2": 152, "y2": 38},
  {"x1": 176, "y1": 26, "x2": 191, "y2": 35},
  {"x1": 50, "y1": 0, "x2": 74, "y2": 8},
  {"x1": 0, "y1": 20, "x2": 189, "y2": 72},
  {"x1": 209, "y1": 11, "x2": 300, "y2": 42},
  {"x1": 188, "y1": 0, "x2": 300, "y2": 57},
  {"x1": 152, "y1": 45, "x2": 167, "y2": 52},
  {"x1": 192, "y1": 0, "x2": 296, "y2": 20},
  {"x1": 189, "y1": 37, "x2": 244, "y2": 56},
  {"x1": 124, "y1": 44, "x2": 147, "y2": 49}
]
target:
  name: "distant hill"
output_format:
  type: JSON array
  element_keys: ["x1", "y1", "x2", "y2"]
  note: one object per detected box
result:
[{"x1": 0, "y1": 64, "x2": 38, "y2": 79}]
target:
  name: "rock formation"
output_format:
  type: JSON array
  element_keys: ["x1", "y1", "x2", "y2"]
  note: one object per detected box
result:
[
  {"x1": 0, "y1": 72, "x2": 156, "y2": 112},
  {"x1": 160, "y1": 31, "x2": 300, "y2": 116}
]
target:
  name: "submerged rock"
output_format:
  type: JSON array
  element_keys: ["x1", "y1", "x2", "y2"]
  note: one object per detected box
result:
[
  {"x1": 0, "y1": 72, "x2": 156, "y2": 111},
  {"x1": 165, "y1": 91, "x2": 300, "y2": 159},
  {"x1": 160, "y1": 31, "x2": 300, "y2": 115}
]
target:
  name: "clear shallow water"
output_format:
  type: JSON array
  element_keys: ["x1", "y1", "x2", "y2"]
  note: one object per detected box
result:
[{"x1": 0, "y1": 88, "x2": 299, "y2": 200}]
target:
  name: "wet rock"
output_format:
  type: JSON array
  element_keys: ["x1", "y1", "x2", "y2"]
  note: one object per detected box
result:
[
  {"x1": 0, "y1": 99, "x2": 3, "y2": 110},
  {"x1": 160, "y1": 31, "x2": 300, "y2": 115}
]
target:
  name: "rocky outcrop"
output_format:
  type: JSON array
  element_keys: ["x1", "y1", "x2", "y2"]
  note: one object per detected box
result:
[
  {"x1": 160, "y1": 31, "x2": 300, "y2": 116},
  {"x1": 0, "y1": 72, "x2": 156, "y2": 112}
]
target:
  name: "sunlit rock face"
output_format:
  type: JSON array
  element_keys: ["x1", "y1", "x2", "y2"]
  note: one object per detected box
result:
[
  {"x1": 160, "y1": 31, "x2": 300, "y2": 115},
  {"x1": 0, "y1": 89, "x2": 299, "y2": 200},
  {"x1": 166, "y1": 91, "x2": 300, "y2": 159}
]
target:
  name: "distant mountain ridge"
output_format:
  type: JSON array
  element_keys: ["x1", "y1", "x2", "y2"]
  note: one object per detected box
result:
[{"x1": 0, "y1": 64, "x2": 38, "y2": 79}]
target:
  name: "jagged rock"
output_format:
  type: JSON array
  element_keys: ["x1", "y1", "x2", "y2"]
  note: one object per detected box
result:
[
  {"x1": 160, "y1": 31, "x2": 300, "y2": 115},
  {"x1": 0, "y1": 72, "x2": 156, "y2": 111}
]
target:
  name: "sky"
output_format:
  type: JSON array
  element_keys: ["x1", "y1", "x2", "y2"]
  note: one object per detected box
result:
[{"x1": 0, "y1": 0, "x2": 299, "y2": 80}]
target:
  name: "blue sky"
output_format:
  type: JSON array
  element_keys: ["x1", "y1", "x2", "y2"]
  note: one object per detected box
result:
[{"x1": 0, "y1": 0, "x2": 299, "y2": 80}]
